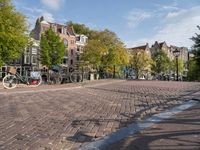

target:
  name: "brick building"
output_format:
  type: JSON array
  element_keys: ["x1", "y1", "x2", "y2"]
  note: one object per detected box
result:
[
  {"x1": 31, "y1": 17, "x2": 78, "y2": 68},
  {"x1": 128, "y1": 43, "x2": 151, "y2": 57},
  {"x1": 151, "y1": 41, "x2": 188, "y2": 63}
]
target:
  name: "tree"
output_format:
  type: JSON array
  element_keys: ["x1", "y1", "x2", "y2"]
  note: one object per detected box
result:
[
  {"x1": 81, "y1": 39, "x2": 107, "y2": 67},
  {"x1": 130, "y1": 49, "x2": 152, "y2": 79},
  {"x1": 66, "y1": 21, "x2": 93, "y2": 37},
  {"x1": 81, "y1": 29, "x2": 129, "y2": 68},
  {"x1": 171, "y1": 58, "x2": 184, "y2": 76},
  {"x1": 190, "y1": 25, "x2": 200, "y2": 80},
  {"x1": 0, "y1": 0, "x2": 29, "y2": 66},
  {"x1": 187, "y1": 58, "x2": 200, "y2": 81},
  {"x1": 40, "y1": 28, "x2": 65, "y2": 67},
  {"x1": 151, "y1": 50, "x2": 171, "y2": 75}
]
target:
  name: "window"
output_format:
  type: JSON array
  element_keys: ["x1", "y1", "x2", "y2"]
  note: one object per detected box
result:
[
  {"x1": 70, "y1": 59, "x2": 73, "y2": 65},
  {"x1": 80, "y1": 37, "x2": 84, "y2": 42},
  {"x1": 64, "y1": 39, "x2": 68, "y2": 47},
  {"x1": 63, "y1": 58, "x2": 68, "y2": 65},
  {"x1": 77, "y1": 55, "x2": 80, "y2": 61},
  {"x1": 24, "y1": 55, "x2": 30, "y2": 64},
  {"x1": 57, "y1": 28, "x2": 62, "y2": 33},
  {"x1": 32, "y1": 55, "x2": 37, "y2": 64},
  {"x1": 25, "y1": 47, "x2": 30, "y2": 54},
  {"x1": 71, "y1": 49, "x2": 73, "y2": 55},
  {"x1": 76, "y1": 36, "x2": 80, "y2": 41},
  {"x1": 32, "y1": 47, "x2": 37, "y2": 55},
  {"x1": 71, "y1": 40, "x2": 74, "y2": 44},
  {"x1": 15, "y1": 59, "x2": 21, "y2": 64}
]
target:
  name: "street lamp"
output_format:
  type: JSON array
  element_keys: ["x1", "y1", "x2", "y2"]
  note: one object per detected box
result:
[{"x1": 173, "y1": 49, "x2": 180, "y2": 81}]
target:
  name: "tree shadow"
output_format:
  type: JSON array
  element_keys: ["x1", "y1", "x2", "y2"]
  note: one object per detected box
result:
[
  {"x1": 66, "y1": 131, "x2": 94, "y2": 143},
  {"x1": 104, "y1": 112, "x2": 200, "y2": 150},
  {"x1": 66, "y1": 85, "x2": 200, "y2": 146}
]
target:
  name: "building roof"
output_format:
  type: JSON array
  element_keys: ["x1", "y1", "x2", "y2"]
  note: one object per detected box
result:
[
  {"x1": 128, "y1": 43, "x2": 149, "y2": 51},
  {"x1": 46, "y1": 21, "x2": 76, "y2": 36},
  {"x1": 40, "y1": 20, "x2": 49, "y2": 25},
  {"x1": 159, "y1": 42, "x2": 165, "y2": 48},
  {"x1": 66, "y1": 25, "x2": 76, "y2": 36}
]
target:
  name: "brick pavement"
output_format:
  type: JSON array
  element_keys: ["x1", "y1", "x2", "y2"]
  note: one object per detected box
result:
[
  {"x1": 0, "y1": 80, "x2": 200, "y2": 150},
  {"x1": 105, "y1": 100, "x2": 200, "y2": 150}
]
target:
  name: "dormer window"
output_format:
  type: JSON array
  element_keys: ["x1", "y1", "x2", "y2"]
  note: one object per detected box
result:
[
  {"x1": 76, "y1": 36, "x2": 80, "y2": 41},
  {"x1": 57, "y1": 28, "x2": 62, "y2": 33},
  {"x1": 64, "y1": 39, "x2": 68, "y2": 46}
]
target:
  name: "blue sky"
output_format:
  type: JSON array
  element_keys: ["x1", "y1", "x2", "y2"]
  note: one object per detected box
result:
[{"x1": 13, "y1": 0, "x2": 200, "y2": 48}]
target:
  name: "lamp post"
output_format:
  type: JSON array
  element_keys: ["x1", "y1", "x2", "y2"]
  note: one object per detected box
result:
[{"x1": 173, "y1": 49, "x2": 180, "y2": 81}]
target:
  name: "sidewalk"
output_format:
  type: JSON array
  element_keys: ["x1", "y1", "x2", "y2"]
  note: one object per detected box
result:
[
  {"x1": 0, "y1": 79, "x2": 124, "y2": 94},
  {"x1": 105, "y1": 99, "x2": 200, "y2": 150}
]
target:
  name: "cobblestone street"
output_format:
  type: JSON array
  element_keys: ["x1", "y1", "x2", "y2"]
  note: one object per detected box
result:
[{"x1": 0, "y1": 80, "x2": 200, "y2": 150}]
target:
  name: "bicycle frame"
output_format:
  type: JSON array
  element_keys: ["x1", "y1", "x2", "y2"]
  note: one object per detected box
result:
[{"x1": 13, "y1": 72, "x2": 29, "y2": 84}]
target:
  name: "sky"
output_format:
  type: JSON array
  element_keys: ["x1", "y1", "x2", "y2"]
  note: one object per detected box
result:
[{"x1": 13, "y1": 0, "x2": 200, "y2": 49}]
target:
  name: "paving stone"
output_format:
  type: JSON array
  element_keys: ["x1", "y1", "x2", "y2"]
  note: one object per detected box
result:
[{"x1": 0, "y1": 81, "x2": 200, "y2": 149}]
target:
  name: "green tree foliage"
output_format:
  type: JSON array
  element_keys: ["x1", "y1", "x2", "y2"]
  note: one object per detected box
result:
[
  {"x1": 151, "y1": 50, "x2": 171, "y2": 75},
  {"x1": 187, "y1": 58, "x2": 200, "y2": 81},
  {"x1": 81, "y1": 39, "x2": 107, "y2": 67},
  {"x1": 190, "y1": 25, "x2": 200, "y2": 80},
  {"x1": 81, "y1": 29, "x2": 129, "y2": 68},
  {"x1": 68, "y1": 22, "x2": 129, "y2": 71},
  {"x1": 171, "y1": 58, "x2": 184, "y2": 76},
  {"x1": 40, "y1": 28, "x2": 65, "y2": 67},
  {"x1": 0, "y1": 0, "x2": 29, "y2": 66},
  {"x1": 66, "y1": 21, "x2": 92, "y2": 37},
  {"x1": 130, "y1": 49, "x2": 152, "y2": 79}
]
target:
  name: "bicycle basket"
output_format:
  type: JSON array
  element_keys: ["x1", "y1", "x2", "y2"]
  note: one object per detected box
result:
[
  {"x1": 30, "y1": 71, "x2": 41, "y2": 79},
  {"x1": 7, "y1": 67, "x2": 17, "y2": 74}
]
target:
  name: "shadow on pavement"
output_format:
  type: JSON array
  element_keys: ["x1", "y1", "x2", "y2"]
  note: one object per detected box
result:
[{"x1": 105, "y1": 108, "x2": 200, "y2": 150}]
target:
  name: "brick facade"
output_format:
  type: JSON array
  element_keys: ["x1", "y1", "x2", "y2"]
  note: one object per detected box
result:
[{"x1": 31, "y1": 17, "x2": 79, "y2": 68}]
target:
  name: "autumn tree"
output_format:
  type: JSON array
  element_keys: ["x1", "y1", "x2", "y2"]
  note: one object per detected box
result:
[
  {"x1": 130, "y1": 49, "x2": 152, "y2": 79},
  {"x1": 81, "y1": 29, "x2": 129, "y2": 68},
  {"x1": 0, "y1": 0, "x2": 29, "y2": 66},
  {"x1": 171, "y1": 58, "x2": 184, "y2": 76},
  {"x1": 151, "y1": 50, "x2": 171, "y2": 76},
  {"x1": 40, "y1": 28, "x2": 65, "y2": 67}
]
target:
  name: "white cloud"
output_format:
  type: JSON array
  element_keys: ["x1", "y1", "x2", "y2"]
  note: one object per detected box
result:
[
  {"x1": 41, "y1": 0, "x2": 64, "y2": 10},
  {"x1": 22, "y1": 7, "x2": 43, "y2": 13},
  {"x1": 126, "y1": 10, "x2": 152, "y2": 28},
  {"x1": 42, "y1": 12, "x2": 55, "y2": 22},
  {"x1": 126, "y1": 6, "x2": 200, "y2": 48},
  {"x1": 156, "y1": 1, "x2": 179, "y2": 11},
  {"x1": 25, "y1": 11, "x2": 55, "y2": 31}
]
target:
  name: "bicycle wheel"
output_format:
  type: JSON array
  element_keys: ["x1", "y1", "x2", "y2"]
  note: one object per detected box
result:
[
  {"x1": 50, "y1": 73, "x2": 63, "y2": 84},
  {"x1": 2, "y1": 74, "x2": 17, "y2": 89},
  {"x1": 28, "y1": 75, "x2": 42, "y2": 87},
  {"x1": 70, "y1": 72, "x2": 82, "y2": 83}
]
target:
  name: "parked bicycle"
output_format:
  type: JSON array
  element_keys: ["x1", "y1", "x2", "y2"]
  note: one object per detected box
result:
[
  {"x1": 70, "y1": 66, "x2": 90, "y2": 83},
  {"x1": 2, "y1": 67, "x2": 42, "y2": 89}
]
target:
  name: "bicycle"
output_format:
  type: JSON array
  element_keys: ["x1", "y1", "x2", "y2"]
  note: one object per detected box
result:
[
  {"x1": 70, "y1": 70, "x2": 83, "y2": 83},
  {"x1": 70, "y1": 66, "x2": 90, "y2": 83},
  {"x1": 2, "y1": 67, "x2": 42, "y2": 89}
]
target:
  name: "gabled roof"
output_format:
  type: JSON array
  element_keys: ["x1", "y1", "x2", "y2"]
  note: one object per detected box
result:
[
  {"x1": 128, "y1": 43, "x2": 149, "y2": 51},
  {"x1": 159, "y1": 42, "x2": 165, "y2": 48},
  {"x1": 153, "y1": 41, "x2": 168, "y2": 49},
  {"x1": 66, "y1": 25, "x2": 76, "y2": 36},
  {"x1": 46, "y1": 21, "x2": 76, "y2": 36}
]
